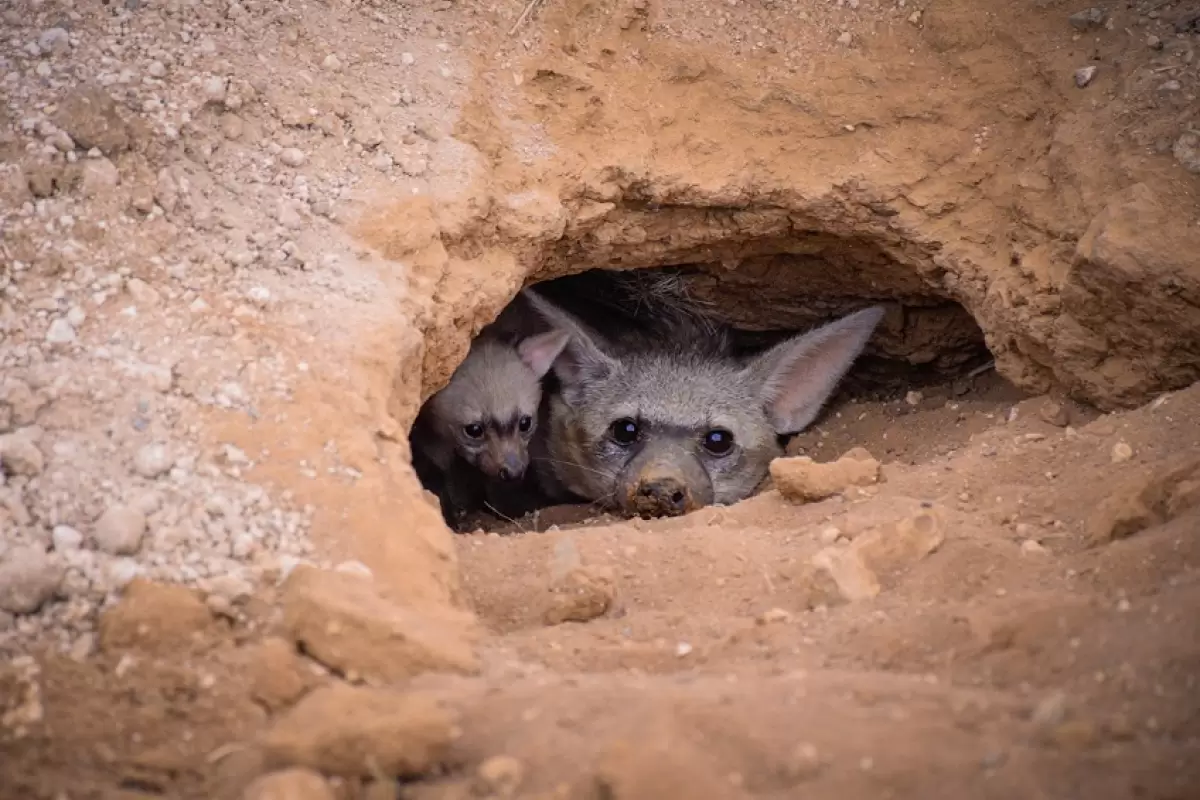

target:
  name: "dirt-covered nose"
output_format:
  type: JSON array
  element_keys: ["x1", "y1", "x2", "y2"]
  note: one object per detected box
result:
[{"x1": 633, "y1": 477, "x2": 692, "y2": 518}]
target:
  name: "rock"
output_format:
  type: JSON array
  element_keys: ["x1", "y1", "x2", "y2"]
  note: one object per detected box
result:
[
  {"x1": 202, "y1": 76, "x2": 227, "y2": 104},
  {"x1": 258, "y1": 683, "x2": 459, "y2": 777},
  {"x1": 247, "y1": 637, "x2": 316, "y2": 712},
  {"x1": 133, "y1": 442, "x2": 174, "y2": 478},
  {"x1": 0, "y1": 546, "x2": 64, "y2": 614},
  {"x1": 219, "y1": 113, "x2": 245, "y2": 140},
  {"x1": 98, "y1": 579, "x2": 216, "y2": 653},
  {"x1": 1146, "y1": 34, "x2": 1164, "y2": 50},
  {"x1": 1173, "y1": 132, "x2": 1200, "y2": 175},
  {"x1": 243, "y1": 769, "x2": 334, "y2": 800},
  {"x1": 1038, "y1": 399, "x2": 1070, "y2": 427},
  {"x1": 1110, "y1": 441, "x2": 1133, "y2": 463},
  {"x1": 279, "y1": 147, "x2": 306, "y2": 167},
  {"x1": 148, "y1": 60, "x2": 167, "y2": 78},
  {"x1": 756, "y1": 607, "x2": 793, "y2": 625},
  {"x1": 322, "y1": 54, "x2": 342, "y2": 71},
  {"x1": 1068, "y1": 8, "x2": 1107, "y2": 31},
  {"x1": 93, "y1": 504, "x2": 148, "y2": 555},
  {"x1": 39, "y1": 27, "x2": 71, "y2": 54},
  {"x1": 280, "y1": 565, "x2": 479, "y2": 682},
  {"x1": 51, "y1": 525, "x2": 84, "y2": 551},
  {"x1": 48, "y1": 131, "x2": 74, "y2": 152},
  {"x1": 853, "y1": 508, "x2": 946, "y2": 584},
  {"x1": 0, "y1": 430, "x2": 46, "y2": 476},
  {"x1": 806, "y1": 546, "x2": 880, "y2": 604},
  {"x1": 154, "y1": 168, "x2": 179, "y2": 212},
  {"x1": 1086, "y1": 457, "x2": 1200, "y2": 545},
  {"x1": 126, "y1": 277, "x2": 162, "y2": 305},
  {"x1": 1031, "y1": 690, "x2": 1069, "y2": 729},
  {"x1": 475, "y1": 755, "x2": 525, "y2": 797},
  {"x1": 1020, "y1": 539, "x2": 1048, "y2": 556},
  {"x1": 45, "y1": 318, "x2": 76, "y2": 346},
  {"x1": 54, "y1": 86, "x2": 135, "y2": 155},
  {"x1": 0, "y1": 380, "x2": 44, "y2": 430},
  {"x1": 794, "y1": 509, "x2": 944, "y2": 606},
  {"x1": 130, "y1": 184, "x2": 155, "y2": 213},
  {"x1": 543, "y1": 565, "x2": 616, "y2": 625},
  {"x1": 781, "y1": 742, "x2": 824, "y2": 783},
  {"x1": 1074, "y1": 66, "x2": 1097, "y2": 88},
  {"x1": 770, "y1": 451, "x2": 881, "y2": 503}
]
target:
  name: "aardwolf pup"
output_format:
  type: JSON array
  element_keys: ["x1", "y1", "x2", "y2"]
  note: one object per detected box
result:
[
  {"x1": 523, "y1": 288, "x2": 884, "y2": 518},
  {"x1": 409, "y1": 325, "x2": 570, "y2": 530}
]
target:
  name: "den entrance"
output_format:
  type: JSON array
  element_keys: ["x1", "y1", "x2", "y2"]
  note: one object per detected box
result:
[{"x1": 410, "y1": 263, "x2": 1016, "y2": 535}]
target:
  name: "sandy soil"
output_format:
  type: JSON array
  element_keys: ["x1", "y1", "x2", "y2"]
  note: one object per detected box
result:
[{"x1": 1, "y1": 0, "x2": 1199, "y2": 798}]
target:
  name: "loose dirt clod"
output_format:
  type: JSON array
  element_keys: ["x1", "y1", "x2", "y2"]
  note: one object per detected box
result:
[
  {"x1": 247, "y1": 637, "x2": 320, "y2": 712},
  {"x1": 98, "y1": 579, "x2": 216, "y2": 654},
  {"x1": 280, "y1": 565, "x2": 480, "y2": 682},
  {"x1": 543, "y1": 565, "x2": 616, "y2": 625},
  {"x1": 770, "y1": 451, "x2": 881, "y2": 503},
  {"x1": 1086, "y1": 457, "x2": 1200, "y2": 545},
  {"x1": 258, "y1": 683, "x2": 459, "y2": 778},
  {"x1": 0, "y1": 546, "x2": 64, "y2": 614},
  {"x1": 242, "y1": 768, "x2": 335, "y2": 800}
]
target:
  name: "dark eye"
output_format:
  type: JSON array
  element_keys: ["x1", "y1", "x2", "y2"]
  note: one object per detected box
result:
[
  {"x1": 609, "y1": 417, "x2": 639, "y2": 446},
  {"x1": 463, "y1": 423, "x2": 484, "y2": 440},
  {"x1": 702, "y1": 428, "x2": 735, "y2": 455},
  {"x1": 518, "y1": 415, "x2": 533, "y2": 433}
]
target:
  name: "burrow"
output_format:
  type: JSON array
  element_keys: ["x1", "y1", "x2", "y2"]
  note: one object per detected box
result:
[{"x1": 400, "y1": 206, "x2": 1028, "y2": 533}]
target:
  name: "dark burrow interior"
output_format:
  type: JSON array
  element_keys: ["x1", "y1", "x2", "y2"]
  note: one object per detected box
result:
[{"x1": 412, "y1": 263, "x2": 1032, "y2": 534}]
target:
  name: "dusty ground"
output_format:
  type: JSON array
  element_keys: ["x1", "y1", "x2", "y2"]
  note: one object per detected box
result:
[{"x1": 1, "y1": 0, "x2": 1199, "y2": 798}]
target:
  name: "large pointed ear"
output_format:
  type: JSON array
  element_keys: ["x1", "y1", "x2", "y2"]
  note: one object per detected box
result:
[
  {"x1": 743, "y1": 306, "x2": 885, "y2": 434},
  {"x1": 520, "y1": 288, "x2": 620, "y2": 402},
  {"x1": 516, "y1": 329, "x2": 571, "y2": 379}
]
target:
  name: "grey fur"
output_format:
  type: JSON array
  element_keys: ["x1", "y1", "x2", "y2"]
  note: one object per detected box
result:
[
  {"x1": 522, "y1": 288, "x2": 884, "y2": 518},
  {"x1": 410, "y1": 325, "x2": 569, "y2": 528}
]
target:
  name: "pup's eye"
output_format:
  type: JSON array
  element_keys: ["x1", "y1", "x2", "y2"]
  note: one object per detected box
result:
[
  {"x1": 702, "y1": 428, "x2": 735, "y2": 455},
  {"x1": 609, "y1": 417, "x2": 639, "y2": 446},
  {"x1": 463, "y1": 423, "x2": 484, "y2": 439},
  {"x1": 518, "y1": 415, "x2": 533, "y2": 433}
]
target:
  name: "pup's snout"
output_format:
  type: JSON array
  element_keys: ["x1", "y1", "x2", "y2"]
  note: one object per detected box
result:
[
  {"x1": 631, "y1": 476, "x2": 694, "y2": 518},
  {"x1": 497, "y1": 453, "x2": 526, "y2": 482}
]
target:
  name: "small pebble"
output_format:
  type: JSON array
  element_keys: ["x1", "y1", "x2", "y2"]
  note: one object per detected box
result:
[
  {"x1": 757, "y1": 607, "x2": 793, "y2": 625},
  {"x1": 93, "y1": 505, "x2": 148, "y2": 555},
  {"x1": 1110, "y1": 441, "x2": 1133, "y2": 463},
  {"x1": 0, "y1": 546, "x2": 64, "y2": 614},
  {"x1": 38, "y1": 27, "x2": 70, "y2": 55},
  {"x1": 1032, "y1": 690, "x2": 1068, "y2": 728},
  {"x1": 279, "y1": 147, "x2": 306, "y2": 167},
  {"x1": 1020, "y1": 539, "x2": 1047, "y2": 555},
  {"x1": 148, "y1": 60, "x2": 167, "y2": 78},
  {"x1": 45, "y1": 318, "x2": 77, "y2": 346},
  {"x1": 322, "y1": 54, "x2": 343, "y2": 71},
  {"x1": 1068, "y1": 7, "x2": 1107, "y2": 31},
  {"x1": 475, "y1": 755, "x2": 525, "y2": 797},
  {"x1": 1074, "y1": 66, "x2": 1097, "y2": 88},
  {"x1": 52, "y1": 525, "x2": 84, "y2": 551},
  {"x1": 133, "y1": 442, "x2": 174, "y2": 478}
]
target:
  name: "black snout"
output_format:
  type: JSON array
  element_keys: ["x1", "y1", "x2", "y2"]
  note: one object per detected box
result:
[
  {"x1": 497, "y1": 453, "x2": 526, "y2": 482},
  {"x1": 634, "y1": 478, "x2": 692, "y2": 517}
]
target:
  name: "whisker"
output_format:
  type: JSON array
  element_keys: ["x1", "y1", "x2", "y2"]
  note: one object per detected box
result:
[{"x1": 531, "y1": 456, "x2": 616, "y2": 481}]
